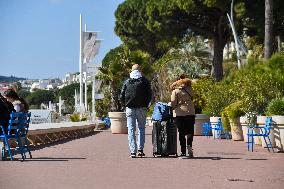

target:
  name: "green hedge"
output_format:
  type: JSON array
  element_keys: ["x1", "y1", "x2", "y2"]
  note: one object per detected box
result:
[{"x1": 195, "y1": 53, "x2": 284, "y2": 116}]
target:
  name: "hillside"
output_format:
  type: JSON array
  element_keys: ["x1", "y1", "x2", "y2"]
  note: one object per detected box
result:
[{"x1": 0, "y1": 75, "x2": 26, "y2": 82}]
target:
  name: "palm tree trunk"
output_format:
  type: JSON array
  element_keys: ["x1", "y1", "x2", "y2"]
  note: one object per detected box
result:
[
  {"x1": 212, "y1": 37, "x2": 226, "y2": 81},
  {"x1": 277, "y1": 36, "x2": 282, "y2": 52},
  {"x1": 264, "y1": 0, "x2": 273, "y2": 60},
  {"x1": 211, "y1": 14, "x2": 229, "y2": 81}
]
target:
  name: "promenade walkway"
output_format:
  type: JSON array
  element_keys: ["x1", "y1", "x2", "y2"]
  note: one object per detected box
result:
[{"x1": 1, "y1": 125, "x2": 283, "y2": 189}]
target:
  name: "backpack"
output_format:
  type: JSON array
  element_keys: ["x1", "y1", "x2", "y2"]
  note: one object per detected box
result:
[{"x1": 152, "y1": 102, "x2": 172, "y2": 121}]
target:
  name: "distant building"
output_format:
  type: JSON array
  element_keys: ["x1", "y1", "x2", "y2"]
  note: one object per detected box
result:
[
  {"x1": 62, "y1": 72, "x2": 80, "y2": 85},
  {"x1": 30, "y1": 78, "x2": 62, "y2": 92}
]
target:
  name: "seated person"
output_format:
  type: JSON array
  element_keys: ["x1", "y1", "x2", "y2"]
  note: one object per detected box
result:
[
  {"x1": 3, "y1": 89, "x2": 29, "y2": 112},
  {"x1": 0, "y1": 93, "x2": 15, "y2": 134}
]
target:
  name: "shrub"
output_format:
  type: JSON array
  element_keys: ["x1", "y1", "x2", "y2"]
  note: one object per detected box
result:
[
  {"x1": 202, "y1": 81, "x2": 234, "y2": 116},
  {"x1": 221, "y1": 101, "x2": 245, "y2": 131},
  {"x1": 70, "y1": 113, "x2": 80, "y2": 122},
  {"x1": 266, "y1": 98, "x2": 284, "y2": 115},
  {"x1": 81, "y1": 117, "x2": 87, "y2": 121},
  {"x1": 226, "y1": 54, "x2": 284, "y2": 114},
  {"x1": 192, "y1": 78, "x2": 210, "y2": 114},
  {"x1": 147, "y1": 104, "x2": 154, "y2": 117}
]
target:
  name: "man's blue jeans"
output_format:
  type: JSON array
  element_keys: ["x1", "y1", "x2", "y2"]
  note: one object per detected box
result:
[{"x1": 126, "y1": 107, "x2": 147, "y2": 154}]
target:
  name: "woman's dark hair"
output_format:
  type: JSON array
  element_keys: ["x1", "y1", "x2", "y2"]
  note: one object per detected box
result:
[
  {"x1": 178, "y1": 74, "x2": 187, "y2": 80},
  {"x1": 4, "y1": 89, "x2": 29, "y2": 111},
  {"x1": 0, "y1": 93, "x2": 15, "y2": 112}
]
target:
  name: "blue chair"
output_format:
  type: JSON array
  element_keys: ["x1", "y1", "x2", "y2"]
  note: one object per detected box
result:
[
  {"x1": 211, "y1": 118, "x2": 223, "y2": 139},
  {"x1": 0, "y1": 112, "x2": 32, "y2": 160},
  {"x1": 202, "y1": 122, "x2": 212, "y2": 138},
  {"x1": 103, "y1": 117, "x2": 111, "y2": 128},
  {"x1": 247, "y1": 117, "x2": 274, "y2": 152}
]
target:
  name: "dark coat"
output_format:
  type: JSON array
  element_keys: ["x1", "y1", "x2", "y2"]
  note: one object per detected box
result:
[{"x1": 0, "y1": 98, "x2": 14, "y2": 133}]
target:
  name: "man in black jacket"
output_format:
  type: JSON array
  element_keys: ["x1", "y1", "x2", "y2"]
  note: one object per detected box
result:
[{"x1": 120, "y1": 64, "x2": 152, "y2": 158}]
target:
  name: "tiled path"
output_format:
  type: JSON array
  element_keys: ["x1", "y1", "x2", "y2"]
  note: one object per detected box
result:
[{"x1": 1, "y1": 126, "x2": 283, "y2": 189}]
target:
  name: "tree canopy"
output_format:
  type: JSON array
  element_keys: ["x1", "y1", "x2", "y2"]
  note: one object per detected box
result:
[
  {"x1": 98, "y1": 45, "x2": 153, "y2": 111},
  {"x1": 26, "y1": 89, "x2": 55, "y2": 108},
  {"x1": 115, "y1": 0, "x2": 234, "y2": 81},
  {"x1": 115, "y1": 0, "x2": 284, "y2": 81}
]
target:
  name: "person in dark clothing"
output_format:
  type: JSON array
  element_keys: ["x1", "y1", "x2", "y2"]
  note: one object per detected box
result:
[
  {"x1": 120, "y1": 64, "x2": 152, "y2": 158},
  {"x1": 3, "y1": 89, "x2": 29, "y2": 112},
  {"x1": 0, "y1": 93, "x2": 15, "y2": 134}
]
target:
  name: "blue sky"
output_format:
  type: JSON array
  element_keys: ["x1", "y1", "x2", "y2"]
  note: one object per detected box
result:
[{"x1": 0, "y1": 0, "x2": 124, "y2": 79}]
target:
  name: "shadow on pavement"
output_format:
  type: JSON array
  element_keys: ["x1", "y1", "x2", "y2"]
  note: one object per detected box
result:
[{"x1": 2, "y1": 157, "x2": 86, "y2": 162}]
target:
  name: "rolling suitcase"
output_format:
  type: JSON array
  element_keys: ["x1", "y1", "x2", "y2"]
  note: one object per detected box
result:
[
  {"x1": 151, "y1": 102, "x2": 177, "y2": 157},
  {"x1": 152, "y1": 120, "x2": 177, "y2": 157}
]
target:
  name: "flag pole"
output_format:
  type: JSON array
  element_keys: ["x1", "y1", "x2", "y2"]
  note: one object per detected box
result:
[
  {"x1": 79, "y1": 14, "x2": 83, "y2": 116},
  {"x1": 84, "y1": 24, "x2": 88, "y2": 112}
]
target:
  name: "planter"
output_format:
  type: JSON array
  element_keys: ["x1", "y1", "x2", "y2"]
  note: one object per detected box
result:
[
  {"x1": 240, "y1": 116, "x2": 249, "y2": 142},
  {"x1": 272, "y1": 115, "x2": 284, "y2": 151},
  {"x1": 194, "y1": 114, "x2": 210, "y2": 135},
  {"x1": 108, "y1": 112, "x2": 128, "y2": 134},
  {"x1": 210, "y1": 117, "x2": 221, "y2": 138},
  {"x1": 146, "y1": 117, "x2": 153, "y2": 127},
  {"x1": 230, "y1": 118, "x2": 243, "y2": 141},
  {"x1": 257, "y1": 116, "x2": 276, "y2": 147}
]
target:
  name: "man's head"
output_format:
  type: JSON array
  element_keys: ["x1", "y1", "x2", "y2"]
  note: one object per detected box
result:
[{"x1": 131, "y1": 64, "x2": 140, "y2": 71}]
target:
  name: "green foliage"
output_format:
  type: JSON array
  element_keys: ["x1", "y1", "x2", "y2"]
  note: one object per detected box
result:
[
  {"x1": 58, "y1": 83, "x2": 80, "y2": 114},
  {"x1": 201, "y1": 80, "x2": 235, "y2": 116},
  {"x1": 115, "y1": 0, "x2": 166, "y2": 58},
  {"x1": 151, "y1": 36, "x2": 212, "y2": 103},
  {"x1": 192, "y1": 79, "x2": 210, "y2": 114},
  {"x1": 241, "y1": 0, "x2": 284, "y2": 41},
  {"x1": 180, "y1": 54, "x2": 284, "y2": 118},
  {"x1": 98, "y1": 45, "x2": 153, "y2": 112},
  {"x1": 18, "y1": 90, "x2": 31, "y2": 99},
  {"x1": 246, "y1": 111, "x2": 257, "y2": 126},
  {"x1": 70, "y1": 113, "x2": 80, "y2": 122},
  {"x1": 147, "y1": 104, "x2": 154, "y2": 117},
  {"x1": 80, "y1": 117, "x2": 87, "y2": 121},
  {"x1": 25, "y1": 89, "x2": 55, "y2": 108},
  {"x1": 266, "y1": 98, "x2": 284, "y2": 116},
  {"x1": 95, "y1": 86, "x2": 112, "y2": 117},
  {"x1": 223, "y1": 59, "x2": 238, "y2": 78},
  {"x1": 221, "y1": 101, "x2": 245, "y2": 131},
  {"x1": 115, "y1": 0, "x2": 235, "y2": 81},
  {"x1": 229, "y1": 54, "x2": 284, "y2": 114}
]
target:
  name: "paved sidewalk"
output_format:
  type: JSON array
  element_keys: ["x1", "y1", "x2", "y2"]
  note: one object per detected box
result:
[{"x1": 0, "y1": 126, "x2": 283, "y2": 189}]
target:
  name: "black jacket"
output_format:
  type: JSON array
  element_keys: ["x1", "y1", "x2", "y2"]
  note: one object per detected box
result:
[
  {"x1": 0, "y1": 98, "x2": 14, "y2": 134},
  {"x1": 120, "y1": 77, "x2": 152, "y2": 108}
]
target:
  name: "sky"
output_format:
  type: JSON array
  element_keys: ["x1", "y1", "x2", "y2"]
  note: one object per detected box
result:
[{"x1": 0, "y1": 0, "x2": 124, "y2": 79}]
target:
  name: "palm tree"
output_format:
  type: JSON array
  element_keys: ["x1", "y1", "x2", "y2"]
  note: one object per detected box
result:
[
  {"x1": 264, "y1": 0, "x2": 273, "y2": 60},
  {"x1": 98, "y1": 45, "x2": 153, "y2": 112},
  {"x1": 152, "y1": 36, "x2": 212, "y2": 102}
]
